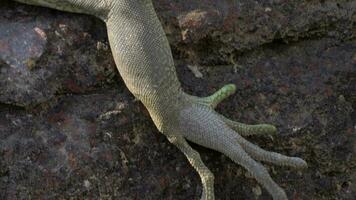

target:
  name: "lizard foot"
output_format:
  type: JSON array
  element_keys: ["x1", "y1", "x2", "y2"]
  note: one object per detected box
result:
[{"x1": 166, "y1": 84, "x2": 307, "y2": 200}]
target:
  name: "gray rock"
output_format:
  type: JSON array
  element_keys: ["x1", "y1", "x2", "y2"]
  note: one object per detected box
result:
[{"x1": 0, "y1": 0, "x2": 355, "y2": 199}]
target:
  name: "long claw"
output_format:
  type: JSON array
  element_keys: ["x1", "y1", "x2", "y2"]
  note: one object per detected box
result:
[{"x1": 221, "y1": 116, "x2": 277, "y2": 136}]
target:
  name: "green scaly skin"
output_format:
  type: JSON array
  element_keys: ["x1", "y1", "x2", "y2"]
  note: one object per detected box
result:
[{"x1": 11, "y1": 1, "x2": 308, "y2": 199}]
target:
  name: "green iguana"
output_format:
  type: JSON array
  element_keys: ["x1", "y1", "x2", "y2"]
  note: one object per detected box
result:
[{"x1": 10, "y1": 1, "x2": 307, "y2": 199}]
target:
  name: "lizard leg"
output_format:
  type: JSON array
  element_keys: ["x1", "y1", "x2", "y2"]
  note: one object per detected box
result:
[
  {"x1": 167, "y1": 134, "x2": 215, "y2": 200},
  {"x1": 11, "y1": 1, "x2": 307, "y2": 199}
]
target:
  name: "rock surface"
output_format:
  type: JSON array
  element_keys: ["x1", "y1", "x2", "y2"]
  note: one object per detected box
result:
[{"x1": 0, "y1": 0, "x2": 355, "y2": 199}]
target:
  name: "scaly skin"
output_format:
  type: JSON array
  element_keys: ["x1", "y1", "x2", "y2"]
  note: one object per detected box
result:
[{"x1": 11, "y1": 1, "x2": 307, "y2": 199}]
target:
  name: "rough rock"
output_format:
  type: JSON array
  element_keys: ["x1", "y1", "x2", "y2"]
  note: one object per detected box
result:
[{"x1": 0, "y1": 0, "x2": 355, "y2": 200}]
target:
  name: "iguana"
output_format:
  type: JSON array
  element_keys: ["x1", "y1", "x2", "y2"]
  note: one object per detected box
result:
[{"x1": 10, "y1": 1, "x2": 307, "y2": 199}]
